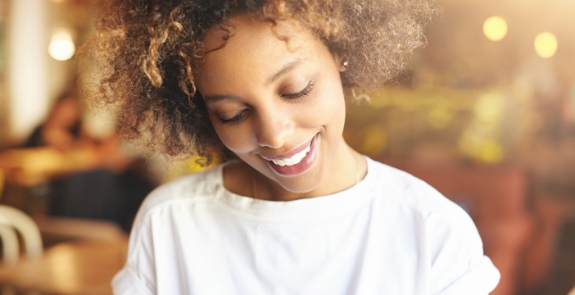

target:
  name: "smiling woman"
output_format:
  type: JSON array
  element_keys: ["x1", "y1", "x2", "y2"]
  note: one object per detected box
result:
[
  {"x1": 79, "y1": 0, "x2": 500, "y2": 294},
  {"x1": 197, "y1": 17, "x2": 350, "y2": 199},
  {"x1": 80, "y1": 0, "x2": 434, "y2": 163}
]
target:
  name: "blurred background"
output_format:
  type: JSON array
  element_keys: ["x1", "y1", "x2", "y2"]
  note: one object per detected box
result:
[{"x1": 0, "y1": 0, "x2": 573, "y2": 294}]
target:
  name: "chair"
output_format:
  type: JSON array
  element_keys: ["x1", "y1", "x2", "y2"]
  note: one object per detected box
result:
[
  {"x1": 0, "y1": 205, "x2": 43, "y2": 260},
  {"x1": 0, "y1": 224, "x2": 18, "y2": 264},
  {"x1": 0, "y1": 170, "x2": 43, "y2": 264}
]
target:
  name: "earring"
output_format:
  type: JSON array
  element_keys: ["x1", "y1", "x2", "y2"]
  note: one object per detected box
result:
[{"x1": 340, "y1": 57, "x2": 349, "y2": 72}]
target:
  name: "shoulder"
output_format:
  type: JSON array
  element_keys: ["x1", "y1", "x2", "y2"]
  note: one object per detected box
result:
[
  {"x1": 113, "y1": 167, "x2": 225, "y2": 295},
  {"x1": 367, "y1": 159, "x2": 499, "y2": 293},
  {"x1": 368, "y1": 159, "x2": 468, "y2": 220},
  {"x1": 133, "y1": 164, "x2": 223, "y2": 223},
  {"x1": 368, "y1": 159, "x2": 480, "y2": 244}
]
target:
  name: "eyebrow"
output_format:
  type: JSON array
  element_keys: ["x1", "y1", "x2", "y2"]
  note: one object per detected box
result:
[
  {"x1": 266, "y1": 58, "x2": 307, "y2": 86},
  {"x1": 203, "y1": 94, "x2": 242, "y2": 103},
  {"x1": 203, "y1": 58, "x2": 307, "y2": 103}
]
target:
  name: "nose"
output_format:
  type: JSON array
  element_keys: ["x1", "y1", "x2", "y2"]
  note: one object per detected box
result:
[{"x1": 254, "y1": 106, "x2": 295, "y2": 149}]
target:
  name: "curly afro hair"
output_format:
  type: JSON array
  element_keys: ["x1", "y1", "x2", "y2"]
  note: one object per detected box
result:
[{"x1": 79, "y1": 0, "x2": 437, "y2": 164}]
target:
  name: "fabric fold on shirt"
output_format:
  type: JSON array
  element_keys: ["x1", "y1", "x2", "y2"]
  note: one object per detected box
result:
[{"x1": 435, "y1": 256, "x2": 501, "y2": 295}]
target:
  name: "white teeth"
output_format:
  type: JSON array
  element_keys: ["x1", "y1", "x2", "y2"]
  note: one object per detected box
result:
[{"x1": 271, "y1": 145, "x2": 311, "y2": 167}]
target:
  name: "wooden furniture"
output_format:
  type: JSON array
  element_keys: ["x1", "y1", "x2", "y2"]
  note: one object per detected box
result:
[
  {"x1": 34, "y1": 216, "x2": 128, "y2": 247},
  {"x1": 0, "y1": 147, "x2": 132, "y2": 294},
  {"x1": 0, "y1": 238, "x2": 128, "y2": 295},
  {"x1": 0, "y1": 169, "x2": 4, "y2": 197},
  {"x1": 0, "y1": 147, "x2": 99, "y2": 186}
]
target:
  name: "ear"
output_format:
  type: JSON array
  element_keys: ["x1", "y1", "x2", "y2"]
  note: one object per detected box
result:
[{"x1": 334, "y1": 54, "x2": 348, "y2": 72}]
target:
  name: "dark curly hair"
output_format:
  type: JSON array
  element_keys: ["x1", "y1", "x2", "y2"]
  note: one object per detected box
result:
[{"x1": 79, "y1": 0, "x2": 436, "y2": 164}]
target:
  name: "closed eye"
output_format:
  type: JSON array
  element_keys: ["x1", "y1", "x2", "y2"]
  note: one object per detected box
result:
[
  {"x1": 219, "y1": 109, "x2": 249, "y2": 125},
  {"x1": 281, "y1": 80, "x2": 314, "y2": 100},
  {"x1": 217, "y1": 80, "x2": 314, "y2": 124}
]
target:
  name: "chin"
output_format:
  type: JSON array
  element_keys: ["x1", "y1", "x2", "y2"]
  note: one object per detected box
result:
[{"x1": 269, "y1": 161, "x2": 328, "y2": 195}]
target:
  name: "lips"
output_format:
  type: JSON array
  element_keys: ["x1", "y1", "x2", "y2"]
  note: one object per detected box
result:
[
  {"x1": 269, "y1": 144, "x2": 310, "y2": 167},
  {"x1": 261, "y1": 134, "x2": 319, "y2": 176}
]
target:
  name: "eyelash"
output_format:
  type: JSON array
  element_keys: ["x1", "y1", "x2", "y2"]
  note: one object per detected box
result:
[
  {"x1": 219, "y1": 109, "x2": 248, "y2": 124},
  {"x1": 281, "y1": 80, "x2": 314, "y2": 101},
  {"x1": 219, "y1": 80, "x2": 315, "y2": 125}
]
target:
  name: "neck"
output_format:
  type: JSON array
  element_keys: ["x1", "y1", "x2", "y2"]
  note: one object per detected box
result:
[{"x1": 253, "y1": 140, "x2": 364, "y2": 202}]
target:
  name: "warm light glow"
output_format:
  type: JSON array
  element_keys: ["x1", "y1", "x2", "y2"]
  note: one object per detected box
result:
[
  {"x1": 478, "y1": 140, "x2": 504, "y2": 164},
  {"x1": 534, "y1": 32, "x2": 558, "y2": 58},
  {"x1": 48, "y1": 28, "x2": 75, "y2": 61},
  {"x1": 458, "y1": 92, "x2": 506, "y2": 164},
  {"x1": 483, "y1": 16, "x2": 507, "y2": 41},
  {"x1": 427, "y1": 107, "x2": 453, "y2": 129},
  {"x1": 361, "y1": 124, "x2": 387, "y2": 157}
]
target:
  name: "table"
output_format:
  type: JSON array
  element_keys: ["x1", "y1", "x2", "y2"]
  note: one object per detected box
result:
[
  {"x1": 0, "y1": 147, "x2": 99, "y2": 186},
  {"x1": 0, "y1": 238, "x2": 128, "y2": 295}
]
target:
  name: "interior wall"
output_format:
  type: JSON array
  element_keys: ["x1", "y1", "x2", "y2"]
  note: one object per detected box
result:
[
  {"x1": 0, "y1": 0, "x2": 9, "y2": 148},
  {"x1": 8, "y1": 0, "x2": 49, "y2": 144},
  {"x1": 6, "y1": 0, "x2": 71, "y2": 146}
]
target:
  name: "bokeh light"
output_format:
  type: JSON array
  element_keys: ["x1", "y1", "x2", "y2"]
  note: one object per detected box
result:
[
  {"x1": 361, "y1": 124, "x2": 387, "y2": 157},
  {"x1": 534, "y1": 32, "x2": 558, "y2": 58},
  {"x1": 427, "y1": 106, "x2": 454, "y2": 129},
  {"x1": 48, "y1": 28, "x2": 75, "y2": 61},
  {"x1": 483, "y1": 16, "x2": 508, "y2": 41}
]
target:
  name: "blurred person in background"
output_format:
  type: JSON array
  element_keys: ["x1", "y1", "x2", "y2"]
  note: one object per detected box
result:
[
  {"x1": 25, "y1": 92, "x2": 89, "y2": 151},
  {"x1": 15, "y1": 90, "x2": 156, "y2": 231}
]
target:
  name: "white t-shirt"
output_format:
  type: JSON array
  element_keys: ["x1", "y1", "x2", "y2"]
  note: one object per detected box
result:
[{"x1": 112, "y1": 157, "x2": 500, "y2": 295}]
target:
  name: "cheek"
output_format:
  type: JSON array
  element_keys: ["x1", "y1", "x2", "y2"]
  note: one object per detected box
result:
[
  {"x1": 301, "y1": 85, "x2": 346, "y2": 130},
  {"x1": 211, "y1": 121, "x2": 255, "y2": 155}
]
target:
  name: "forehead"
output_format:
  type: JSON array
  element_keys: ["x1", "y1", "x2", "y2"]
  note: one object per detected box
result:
[{"x1": 198, "y1": 16, "x2": 323, "y2": 88}]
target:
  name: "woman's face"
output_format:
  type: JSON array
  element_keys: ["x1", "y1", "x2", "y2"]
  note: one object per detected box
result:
[{"x1": 197, "y1": 15, "x2": 347, "y2": 194}]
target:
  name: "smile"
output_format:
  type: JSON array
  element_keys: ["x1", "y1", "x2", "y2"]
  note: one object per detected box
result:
[
  {"x1": 270, "y1": 145, "x2": 311, "y2": 167},
  {"x1": 261, "y1": 134, "x2": 319, "y2": 176}
]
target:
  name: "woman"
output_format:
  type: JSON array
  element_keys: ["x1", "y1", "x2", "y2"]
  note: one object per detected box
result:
[
  {"x1": 82, "y1": 0, "x2": 500, "y2": 294},
  {"x1": 21, "y1": 91, "x2": 153, "y2": 231}
]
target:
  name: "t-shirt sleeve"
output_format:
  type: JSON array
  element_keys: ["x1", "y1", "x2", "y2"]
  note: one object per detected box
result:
[
  {"x1": 111, "y1": 190, "x2": 163, "y2": 295},
  {"x1": 112, "y1": 264, "x2": 155, "y2": 295},
  {"x1": 420, "y1": 184, "x2": 501, "y2": 295},
  {"x1": 435, "y1": 256, "x2": 500, "y2": 295}
]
